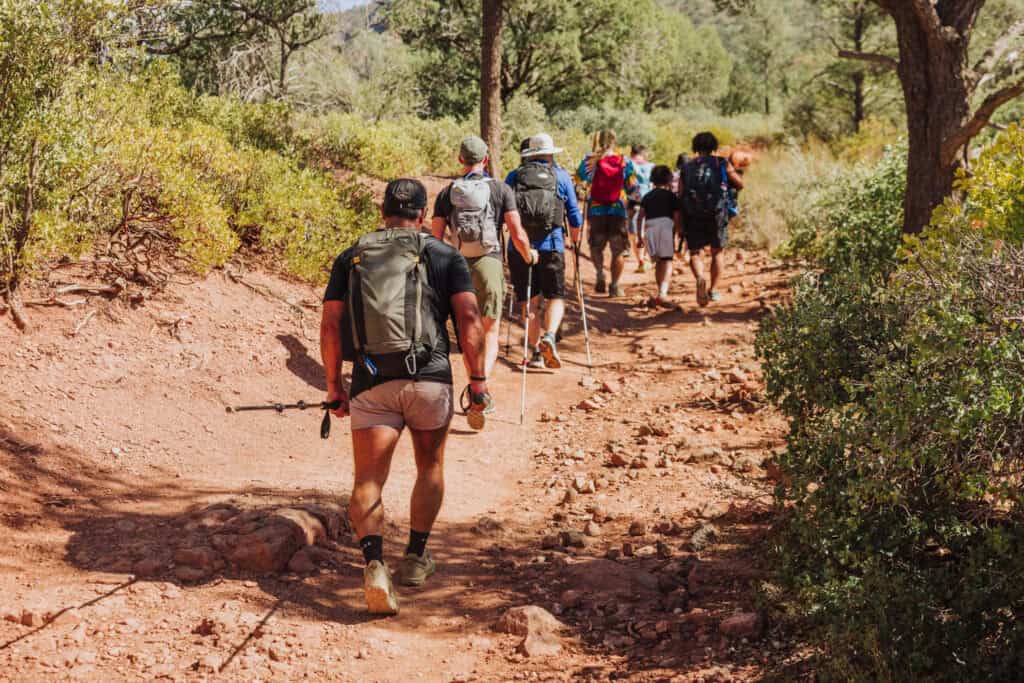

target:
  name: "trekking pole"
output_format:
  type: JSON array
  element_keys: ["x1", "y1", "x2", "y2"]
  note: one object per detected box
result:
[
  {"x1": 573, "y1": 244, "x2": 594, "y2": 373},
  {"x1": 227, "y1": 399, "x2": 343, "y2": 439},
  {"x1": 520, "y1": 267, "x2": 533, "y2": 425}
]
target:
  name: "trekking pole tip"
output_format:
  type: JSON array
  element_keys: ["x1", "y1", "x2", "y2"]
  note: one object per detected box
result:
[{"x1": 225, "y1": 406, "x2": 235, "y2": 414}]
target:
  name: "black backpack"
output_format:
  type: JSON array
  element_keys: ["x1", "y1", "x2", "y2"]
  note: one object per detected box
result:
[
  {"x1": 514, "y1": 162, "x2": 565, "y2": 240},
  {"x1": 681, "y1": 156, "x2": 727, "y2": 222}
]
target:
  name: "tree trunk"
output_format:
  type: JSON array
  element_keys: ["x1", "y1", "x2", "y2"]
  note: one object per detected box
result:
[
  {"x1": 480, "y1": 0, "x2": 504, "y2": 179},
  {"x1": 852, "y1": 71, "x2": 865, "y2": 132},
  {"x1": 891, "y1": 15, "x2": 972, "y2": 234}
]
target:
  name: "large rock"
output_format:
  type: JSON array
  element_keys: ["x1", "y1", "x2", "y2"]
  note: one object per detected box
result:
[
  {"x1": 495, "y1": 606, "x2": 564, "y2": 658},
  {"x1": 719, "y1": 612, "x2": 763, "y2": 638},
  {"x1": 227, "y1": 522, "x2": 304, "y2": 574},
  {"x1": 272, "y1": 508, "x2": 326, "y2": 546}
]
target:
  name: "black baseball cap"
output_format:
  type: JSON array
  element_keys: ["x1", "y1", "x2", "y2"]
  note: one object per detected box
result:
[{"x1": 382, "y1": 178, "x2": 428, "y2": 216}]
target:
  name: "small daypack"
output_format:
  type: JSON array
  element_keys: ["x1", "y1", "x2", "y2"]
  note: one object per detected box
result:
[
  {"x1": 345, "y1": 229, "x2": 440, "y2": 378},
  {"x1": 449, "y1": 176, "x2": 498, "y2": 258},
  {"x1": 515, "y1": 162, "x2": 564, "y2": 240},
  {"x1": 682, "y1": 156, "x2": 728, "y2": 223},
  {"x1": 590, "y1": 154, "x2": 627, "y2": 204}
]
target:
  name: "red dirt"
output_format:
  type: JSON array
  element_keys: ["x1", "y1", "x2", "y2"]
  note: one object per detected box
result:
[{"x1": 0, "y1": 223, "x2": 801, "y2": 680}]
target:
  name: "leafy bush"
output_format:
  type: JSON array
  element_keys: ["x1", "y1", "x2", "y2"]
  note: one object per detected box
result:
[
  {"x1": 758, "y1": 127, "x2": 1024, "y2": 679},
  {"x1": 777, "y1": 143, "x2": 905, "y2": 278},
  {"x1": 3, "y1": 58, "x2": 377, "y2": 293}
]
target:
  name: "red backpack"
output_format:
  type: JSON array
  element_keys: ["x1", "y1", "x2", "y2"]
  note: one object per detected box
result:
[{"x1": 590, "y1": 154, "x2": 626, "y2": 204}]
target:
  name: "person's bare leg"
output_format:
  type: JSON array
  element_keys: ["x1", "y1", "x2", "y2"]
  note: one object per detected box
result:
[
  {"x1": 656, "y1": 259, "x2": 673, "y2": 299},
  {"x1": 543, "y1": 298, "x2": 565, "y2": 336},
  {"x1": 408, "y1": 426, "x2": 449, "y2": 535},
  {"x1": 710, "y1": 248, "x2": 725, "y2": 293},
  {"x1": 350, "y1": 427, "x2": 401, "y2": 539},
  {"x1": 521, "y1": 296, "x2": 543, "y2": 348},
  {"x1": 467, "y1": 316, "x2": 499, "y2": 378},
  {"x1": 591, "y1": 242, "x2": 606, "y2": 286},
  {"x1": 690, "y1": 252, "x2": 704, "y2": 281},
  {"x1": 611, "y1": 252, "x2": 625, "y2": 286}
]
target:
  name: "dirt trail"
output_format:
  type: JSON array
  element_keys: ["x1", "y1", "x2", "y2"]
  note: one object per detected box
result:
[{"x1": 0, "y1": 223, "x2": 796, "y2": 680}]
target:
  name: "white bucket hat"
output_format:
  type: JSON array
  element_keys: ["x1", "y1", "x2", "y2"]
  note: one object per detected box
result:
[{"x1": 522, "y1": 132, "x2": 564, "y2": 157}]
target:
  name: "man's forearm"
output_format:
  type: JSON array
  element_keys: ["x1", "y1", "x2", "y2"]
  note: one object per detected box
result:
[
  {"x1": 506, "y1": 213, "x2": 534, "y2": 263},
  {"x1": 456, "y1": 309, "x2": 486, "y2": 378},
  {"x1": 320, "y1": 321, "x2": 344, "y2": 390}
]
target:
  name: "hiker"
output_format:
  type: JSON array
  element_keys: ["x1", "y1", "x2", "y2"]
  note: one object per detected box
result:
[
  {"x1": 432, "y1": 136, "x2": 536, "y2": 414},
  {"x1": 627, "y1": 145, "x2": 655, "y2": 273},
  {"x1": 677, "y1": 132, "x2": 744, "y2": 306},
  {"x1": 577, "y1": 129, "x2": 636, "y2": 297},
  {"x1": 320, "y1": 178, "x2": 490, "y2": 615},
  {"x1": 505, "y1": 133, "x2": 583, "y2": 369},
  {"x1": 637, "y1": 165, "x2": 680, "y2": 308}
]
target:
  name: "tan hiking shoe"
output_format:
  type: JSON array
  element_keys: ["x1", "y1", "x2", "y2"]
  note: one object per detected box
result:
[
  {"x1": 364, "y1": 560, "x2": 399, "y2": 615},
  {"x1": 396, "y1": 551, "x2": 436, "y2": 587}
]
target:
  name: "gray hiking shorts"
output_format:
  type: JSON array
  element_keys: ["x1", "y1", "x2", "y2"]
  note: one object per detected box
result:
[{"x1": 350, "y1": 380, "x2": 454, "y2": 432}]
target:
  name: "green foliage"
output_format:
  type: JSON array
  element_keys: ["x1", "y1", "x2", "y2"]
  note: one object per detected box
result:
[
  {"x1": 933, "y1": 123, "x2": 1024, "y2": 244},
  {"x1": 777, "y1": 143, "x2": 905, "y2": 277},
  {"x1": 1, "y1": 45, "x2": 377, "y2": 292},
  {"x1": 297, "y1": 111, "x2": 473, "y2": 179},
  {"x1": 0, "y1": 0, "x2": 117, "y2": 290},
  {"x1": 758, "y1": 126, "x2": 1024, "y2": 678},
  {"x1": 387, "y1": 0, "x2": 727, "y2": 117},
  {"x1": 137, "y1": 0, "x2": 327, "y2": 99}
]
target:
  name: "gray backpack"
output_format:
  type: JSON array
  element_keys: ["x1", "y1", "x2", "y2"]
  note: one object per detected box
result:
[
  {"x1": 346, "y1": 229, "x2": 440, "y2": 378},
  {"x1": 449, "y1": 176, "x2": 498, "y2": 258}
]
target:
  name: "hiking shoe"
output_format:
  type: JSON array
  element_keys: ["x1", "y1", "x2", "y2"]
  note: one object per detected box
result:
[
  {"x1": 527, "y1": 351, "x2": 545, "y2": 369},
  {"x1": 364, "y1": 560, "x2": 399, "y2": 615},
  {"x1": 708, "y1": 290, "x2": 722, "y2": 303},
  {"x1": 653, "y1": 296, "x2": 675, "y2": 309},
  {"x1": 696, "y1": 277, "x2": 709, "y2": 307},
  {"x1": 595, "y1": 278, "x2": 607, "y2": 294},
  {"x1": 636, "y1": 262, "x2": 648, "y2": 274},
  {"x1": 609, "y1": 283, "x2": 624, "y2": 298},
  {"x1": 538, "y1": 333, "x2": 562, "y2": 369},
  {"x1": 396, "y1": 551, "x2": 436, "y2": 587}
]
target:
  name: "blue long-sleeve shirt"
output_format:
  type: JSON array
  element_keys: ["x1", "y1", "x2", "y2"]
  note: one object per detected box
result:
[{"x1": 505, "y1": 161, "x2": 582, "y2": 253}]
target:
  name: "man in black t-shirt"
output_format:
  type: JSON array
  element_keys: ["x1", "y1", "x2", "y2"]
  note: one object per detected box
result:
[{"x1": 320, "y1": 179, "x2": 487, "y2": 616}]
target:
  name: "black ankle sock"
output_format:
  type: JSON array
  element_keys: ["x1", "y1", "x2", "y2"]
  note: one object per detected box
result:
[
  {"x1": 359, "y1": 535, "x2": 383, "y2": 564},
  {"x1": 406, "y1": 530, "x2": 430, "y2": 557}
]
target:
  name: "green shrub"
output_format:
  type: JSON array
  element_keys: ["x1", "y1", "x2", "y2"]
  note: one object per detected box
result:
[
  {"x1": 758, "y1": 126, "x2": 1024, "y2": 679},
  {"x1": 4, "y1": 60, "x2": 378, "y2": 290},
  {"x1": 777, "y1": 143, "x2": 905, "y2": 278}
]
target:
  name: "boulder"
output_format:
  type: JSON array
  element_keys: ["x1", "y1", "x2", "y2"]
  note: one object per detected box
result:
[
  {"x1": 227, "y1": 523, "x2": 304, "y2": 574},
  {"x1": 719, "y1": 612, "x2": 762, "y2": 638},
  {"x1": 495, "y1": 606, "x2": 564, "y2": 658}
]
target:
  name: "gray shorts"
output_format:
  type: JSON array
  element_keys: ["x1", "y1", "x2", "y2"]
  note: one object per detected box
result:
[{"x1": 350, "y1": 380, "x2": 454, "y2": 432}]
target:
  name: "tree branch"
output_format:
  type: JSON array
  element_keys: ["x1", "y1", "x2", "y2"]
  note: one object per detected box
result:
[
  {"x1": 974, "y1": 19, "x2": 1024, "y2": 76},
  {"x1": 944, "y1": 78, "x2": 1024, "y2": 163},
  {"x1": 838, "y1": 49, "x2": 898, "y2": 71}
]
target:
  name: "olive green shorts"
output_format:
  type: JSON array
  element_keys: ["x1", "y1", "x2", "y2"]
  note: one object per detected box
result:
[{"x1": 467, "y1": 255, "x2": 505, "y2": 321}]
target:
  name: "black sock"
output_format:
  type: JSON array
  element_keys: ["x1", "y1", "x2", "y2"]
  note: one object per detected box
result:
[
  {"x1": 406, "y1": 529, "x2": 430, "y2": 557},
  {"x1": 359, "y1": 535, "x2": 383, "y2": 564}
]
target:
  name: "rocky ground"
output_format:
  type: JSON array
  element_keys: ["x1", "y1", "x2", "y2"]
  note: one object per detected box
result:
[{"x1": 0, "y1": 215, "x2": 803, "y2": 680}]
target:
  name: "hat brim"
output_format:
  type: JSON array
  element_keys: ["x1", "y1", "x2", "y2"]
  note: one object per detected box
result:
[{"x1": 522, "y1": 146, "x2": 564, "y2": 157}]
